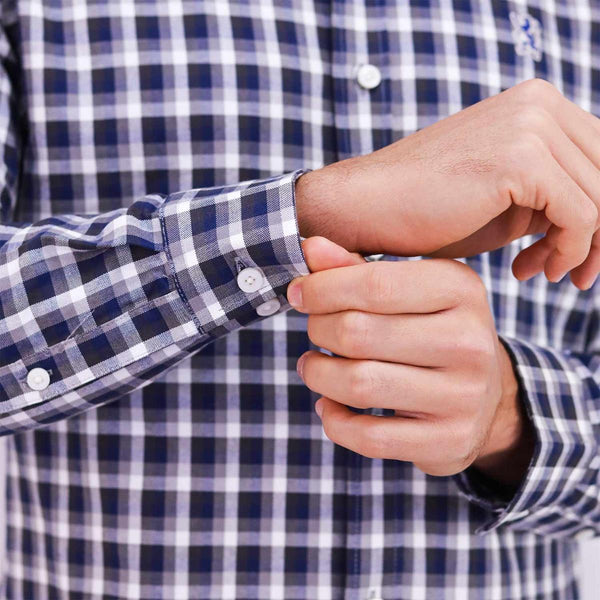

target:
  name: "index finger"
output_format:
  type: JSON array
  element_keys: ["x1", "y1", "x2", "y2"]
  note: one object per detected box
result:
[{"x1": 287, "y1": 259, "x2": 470, "y2": 314}]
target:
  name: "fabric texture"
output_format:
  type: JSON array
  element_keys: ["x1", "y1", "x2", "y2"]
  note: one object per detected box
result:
[{"x1": 0, "y1": 0, "x2": 599, "y2": 598}]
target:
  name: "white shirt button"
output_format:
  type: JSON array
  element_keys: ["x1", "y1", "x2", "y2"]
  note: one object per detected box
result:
[
  {"x1": 237, "y1": 267, "x2": 265, "y2": 293},
  {"x1": 356, "y1": 64, "x2": 382, "y2": 90},
  {"x1": 27, "y1": 367, "x2": 51, "y2": 391},
  {"x1": 256, "y1": 298, "x2": 281, "y2": 317}
]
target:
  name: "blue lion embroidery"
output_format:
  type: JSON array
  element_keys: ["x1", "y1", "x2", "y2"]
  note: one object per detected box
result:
[{"x1": 510, "y1": 11, "x2": 543, "y2": 62}]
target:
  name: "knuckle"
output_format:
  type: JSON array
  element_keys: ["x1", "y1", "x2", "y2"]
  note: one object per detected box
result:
[
  {"x1": 463, "y1": 267, "x2": 487, "y2": 297},
  {"x1": 514, "y1": 78, "x2": 558, "y2": 102},
  {"x1": 337, "y1": 310, "x2": 370, "y2": 356},
  {"x1": 458, "y1": 330, "x2": 495, "y2": 365},
  {"x1": 496, "y1": 133, "x2": 543, "y2": 194},
  {"x1": 460, "y1": 377, "x2": 490, "y2": 407},
  {"x1": 449, "y1": 262, "x2": 487, "y2": 303},
  {"x1": 360, "y1": 427, "x2": 388, "y2": 459},
  {"x1": 443, "y1": 420, "x2": 478, "y2": 467},
  {"x1": 430, "y1": 260, "x2": 481, "y2": 305},
  {"x1": 509, "y1": 130, "x2": 545, "y2": 162},
  {"x1": 414, "y1": 420, "x2": 475, "y2": 476},
  {"x1": 348, "y1": 361, "x2": 376, "y2": 403},
  {"x1": 512, "y1": 104, "x2": 550, "y2": 133}
]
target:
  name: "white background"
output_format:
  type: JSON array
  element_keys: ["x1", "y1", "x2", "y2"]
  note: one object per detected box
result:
[{"x1": 0, "y1": 439, "x2": 597, "y2": 597}]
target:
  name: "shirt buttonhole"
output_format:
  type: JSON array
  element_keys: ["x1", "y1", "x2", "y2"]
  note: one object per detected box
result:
[{"x1": 234, "y1": 257, "x2": 248, "y2": 274}]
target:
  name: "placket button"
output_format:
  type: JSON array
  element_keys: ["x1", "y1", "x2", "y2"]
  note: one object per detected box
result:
[{"x1": 356, "y1": 63, "x2": 382, "y2": 90}]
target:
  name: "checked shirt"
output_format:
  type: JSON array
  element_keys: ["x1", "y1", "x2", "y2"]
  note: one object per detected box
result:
[{"x1": 0, "y1": 0, "x2": 600, "y2": 598}]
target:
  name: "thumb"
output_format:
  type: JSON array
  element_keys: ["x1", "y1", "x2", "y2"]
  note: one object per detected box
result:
[{"x1": 301, "y1": 236, "x2": 365, "y2": 272}]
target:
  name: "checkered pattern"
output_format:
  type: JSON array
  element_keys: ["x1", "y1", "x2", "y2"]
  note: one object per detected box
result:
[
  {"x1": 0, "y1": 0, "x2": 599, "y2": 598},
  {"x1": 0, "y1": 170, "x2": 307, "y2": 426}
]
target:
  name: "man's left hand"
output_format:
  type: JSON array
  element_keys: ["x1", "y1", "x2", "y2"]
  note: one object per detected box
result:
[{"x1": 289, "y1": 238, "x2": 535, "y2": 484}]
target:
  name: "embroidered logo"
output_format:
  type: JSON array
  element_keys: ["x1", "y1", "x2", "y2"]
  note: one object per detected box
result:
[{"x1": 510, "y1": 11, "x2": 543, "y2": 62}]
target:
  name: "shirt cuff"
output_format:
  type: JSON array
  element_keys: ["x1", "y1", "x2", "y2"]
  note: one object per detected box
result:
[
  {"x1": 454, "y1": 335, "x2": 599, "y2": 537},
  {"x1": 160, "y1": 170, "x2": 309, "y2": 337}
]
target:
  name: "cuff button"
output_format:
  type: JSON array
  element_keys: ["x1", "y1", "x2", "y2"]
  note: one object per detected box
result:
[
  {"x1": 256, "y1": 298, "x2": 281, "y2": 317},
  {"x1": 27, "y1": 367, "x2": 51, "y2": 391},
  {"x1": 237, "y1": 267, "x2": 265, "y2": 293}
]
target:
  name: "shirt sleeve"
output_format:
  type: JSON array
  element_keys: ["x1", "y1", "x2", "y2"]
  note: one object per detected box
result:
[
  {"x1": 454, "y1": 334, "x2": 600, "y2": 540},
  {"x1": 0, "y1": 3, "x2": 309, "y2": 435},
  {"x1": 0, "y1": 170, "x2": 309, "y2": 435}
]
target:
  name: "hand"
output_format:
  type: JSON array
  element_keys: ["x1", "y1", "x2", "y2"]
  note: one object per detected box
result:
[
  {"x1": 296, "y1": 78, "x2": 600, "y2": 289},
  {"x1": 291, "y1": 237, "x2": 535, "y2": 482}
]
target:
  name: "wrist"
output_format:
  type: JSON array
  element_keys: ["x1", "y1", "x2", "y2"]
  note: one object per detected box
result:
[
  {"x1": 471, "y1": 342, "x2": 535, "y2": 486},
  {"x1": 294, "y1": 170, "x2": 324, "y2": 240},
  {"x1": 294, "y1": 161, "x2": 363, "y2": 252}
]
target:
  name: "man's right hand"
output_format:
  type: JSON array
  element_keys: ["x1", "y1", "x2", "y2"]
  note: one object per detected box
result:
[{"x1": 295, "y1": 78, "x2": 600, "y2": 289}]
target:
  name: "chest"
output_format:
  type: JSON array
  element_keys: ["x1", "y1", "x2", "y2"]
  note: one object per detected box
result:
[{"x1": 14, "y1": 1, "x2": 600, "y2": 207}]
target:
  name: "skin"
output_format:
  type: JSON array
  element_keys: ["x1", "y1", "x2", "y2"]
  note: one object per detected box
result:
[
  {"x1": 296, "y1": 78, "x2": 600, "y2": 290},
  {"x1": 289, "y1": 78, "x2": 600, "y2": 482},
  {"x1": 288, "y1": 237, "x2": 535, "y2": 484}
]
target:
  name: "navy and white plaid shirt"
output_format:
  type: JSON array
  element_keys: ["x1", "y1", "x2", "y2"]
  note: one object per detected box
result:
[{"x1": 0, "y1": 0, "x2": 599, "y2": 598}]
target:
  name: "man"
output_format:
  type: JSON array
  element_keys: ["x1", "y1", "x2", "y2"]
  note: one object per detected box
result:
[{"x1": 0, "y1": 1, "x2": 598, "y2": 599}]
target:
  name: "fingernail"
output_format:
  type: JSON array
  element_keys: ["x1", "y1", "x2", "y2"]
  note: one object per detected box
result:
[
  {"x1": 296, "y1": 353, "x2": 307, "y2": 379},
  {"x1": 287, "y1": 279, "x2": 304, "y2": 309},
  {"x1": 315, "y1": 399, "x2": 323, "y2": 419}
]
